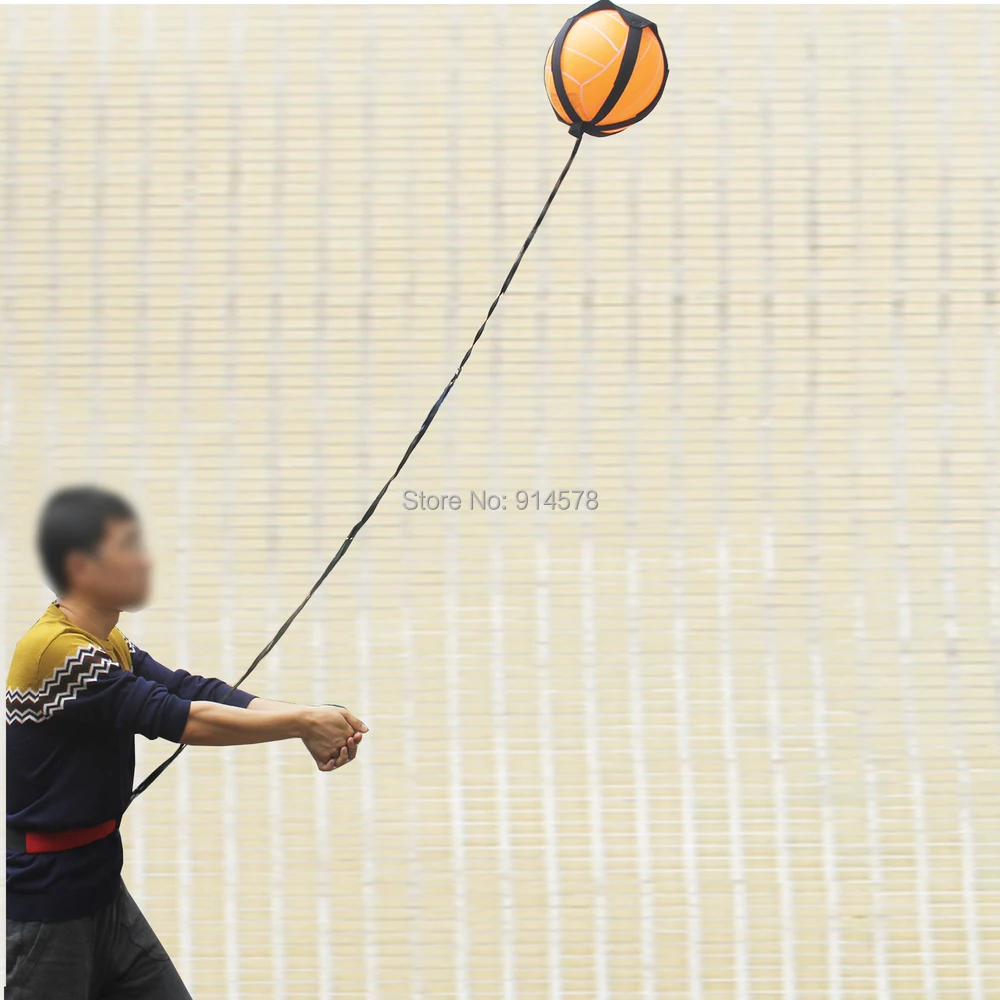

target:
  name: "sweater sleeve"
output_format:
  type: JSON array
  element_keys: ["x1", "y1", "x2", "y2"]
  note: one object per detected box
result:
[
  {"x1": 30, "y1": 632, "x2": 192, "y2": 743},
  {"x1": 123, "y1": 635, "x2": 257, "y2": 709}
]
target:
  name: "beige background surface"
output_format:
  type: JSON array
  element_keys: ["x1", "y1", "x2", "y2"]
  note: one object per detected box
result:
[{"x1": 3, "y1": 4, "x2": 999, "y2": 998}]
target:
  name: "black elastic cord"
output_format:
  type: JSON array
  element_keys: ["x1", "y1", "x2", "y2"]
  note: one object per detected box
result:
[{"x1": 128, "y1": 132, "x2": 585, "y2": 805}]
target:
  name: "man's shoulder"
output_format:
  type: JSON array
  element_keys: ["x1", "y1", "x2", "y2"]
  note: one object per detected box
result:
[
  {"x1": 109, "y1": 626, "x2": 137, "y2": 662},
  {"x1": 8, "y1": 607, "x2": 109, "y2": 692}
]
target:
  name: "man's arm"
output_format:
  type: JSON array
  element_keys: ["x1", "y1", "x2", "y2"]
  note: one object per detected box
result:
[
  {"x1": 35, "y1": 633, "x2": 194, "y2": 743},
  {"x1": 123, "y1": 635, "x2": 258, "y2": 709},
  {"x1": 182, "y1": 701, "x2": 368, "y2": 771},
  {"x1": 31, "y1": 633, "x2": 367, "y2": 769}
]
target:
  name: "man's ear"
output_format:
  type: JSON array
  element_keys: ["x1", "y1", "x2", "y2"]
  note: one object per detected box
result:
[{"x1": 62, "y1": 549, "x2": 89, "y2": 590}]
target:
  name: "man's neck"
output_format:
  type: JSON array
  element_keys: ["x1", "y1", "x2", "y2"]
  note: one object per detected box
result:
[{"x1": 55, "y1": 595, "x2": 120, "y2": 641}]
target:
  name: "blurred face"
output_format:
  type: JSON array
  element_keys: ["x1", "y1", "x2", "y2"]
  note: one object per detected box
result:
[{"x1": 63, "y1": 517, "x2": 152, "y2": 611}]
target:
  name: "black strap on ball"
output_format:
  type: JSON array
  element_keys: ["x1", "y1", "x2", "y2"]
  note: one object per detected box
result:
[
  {"x1": 128, "y1": 131, "x2": 585, "y2": 805},
  {"x1": 549, "y1": 0, "x2": 667, "y2": 139}
]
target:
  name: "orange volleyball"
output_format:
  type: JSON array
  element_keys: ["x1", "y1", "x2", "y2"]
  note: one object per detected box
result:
[{"x1": 544, "y1": 1, "x2": 667, "y2": 138}]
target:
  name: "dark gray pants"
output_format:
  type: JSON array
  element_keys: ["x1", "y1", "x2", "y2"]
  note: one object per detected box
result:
[{"x1": 5, "y1": 877, "x2": 192, "y2": 1000}]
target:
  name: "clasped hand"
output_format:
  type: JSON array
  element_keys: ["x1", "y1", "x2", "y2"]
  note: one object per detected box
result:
[{"x1": 301, "y1": 704, "x2": 368, "y2": 772}]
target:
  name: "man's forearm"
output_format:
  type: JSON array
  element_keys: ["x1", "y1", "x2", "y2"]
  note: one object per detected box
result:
[{"x1": 182, "y1": 699, "x2": 309, "y2": 746}]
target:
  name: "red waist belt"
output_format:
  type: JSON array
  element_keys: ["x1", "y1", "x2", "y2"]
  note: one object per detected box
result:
[{"x1": 6, "y1": 819, "x2": 118, "y2": 854}]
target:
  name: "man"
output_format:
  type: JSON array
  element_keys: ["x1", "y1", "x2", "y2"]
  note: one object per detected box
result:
[{"x1": 6, "y1": 486, "x2": 368, "y2": 999}]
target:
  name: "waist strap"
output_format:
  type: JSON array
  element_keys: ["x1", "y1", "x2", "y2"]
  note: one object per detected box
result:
[{"x1": 7, "y1": 819, "x2": 118, "y2": 854}]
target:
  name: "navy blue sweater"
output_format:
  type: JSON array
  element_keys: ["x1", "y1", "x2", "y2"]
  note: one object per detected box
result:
[{"x1": 6, "y1": 603, "x2": 256, "y2": 921}]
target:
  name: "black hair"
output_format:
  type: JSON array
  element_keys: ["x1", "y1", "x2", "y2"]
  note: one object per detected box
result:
[{"x1": 37, "y1": 486, "x2": 137, "y2": 594}]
